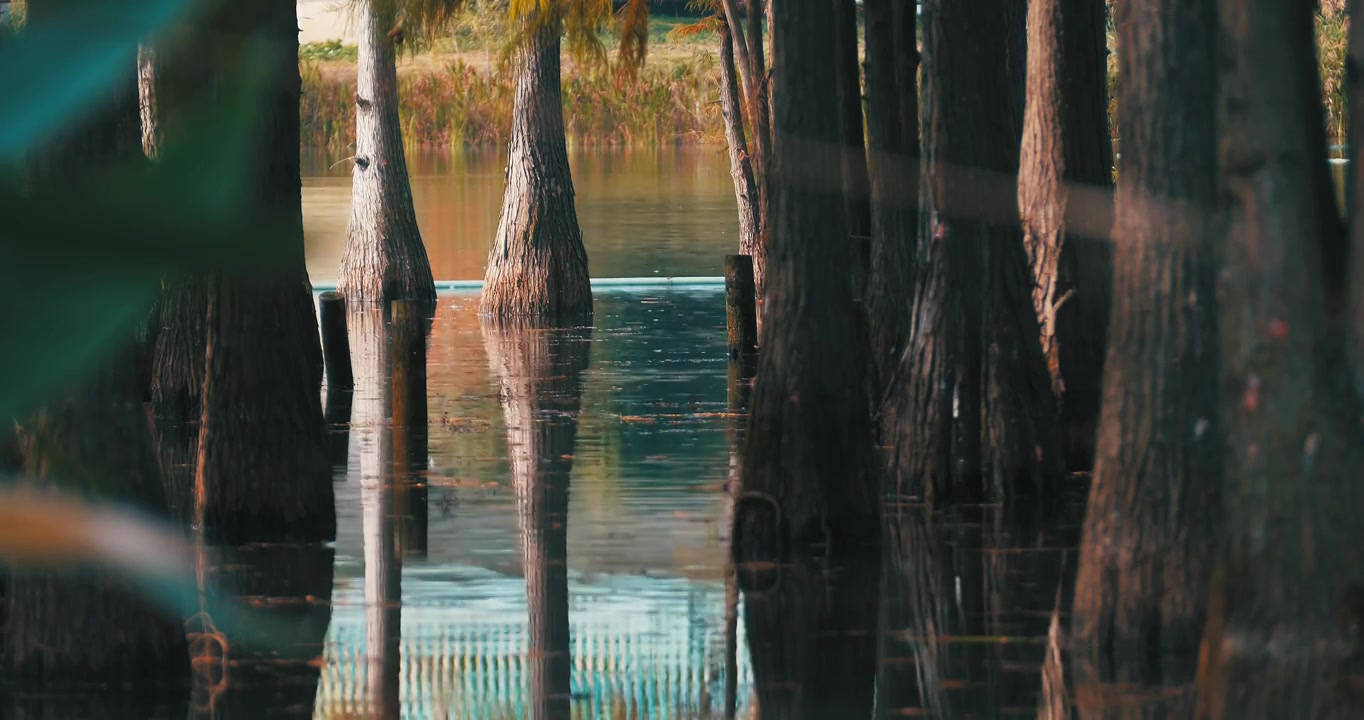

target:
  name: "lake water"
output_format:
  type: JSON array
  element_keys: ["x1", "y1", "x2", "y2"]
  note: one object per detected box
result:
[{"x1": 10, "y1": 150, "x2": 1086, "y2": 719}]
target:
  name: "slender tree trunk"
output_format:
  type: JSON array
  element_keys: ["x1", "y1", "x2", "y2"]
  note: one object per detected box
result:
[
  {"x1": 1068, "y1": 3, "x2": 1219, "y2": 717},
  {"x1": 863, "y1": 0, "x2": 918, "y2": 392},
  {"x1": 1194, "y1": 2, "x2": 1364, "y2": 715},
  {"x1": 6, "y1": 0, "x2": 187, "y2": 688},
  {"x1": 338, "y1": 0, "x2": 436, "y2": 312},
  {"x1": 883, "y1": 0, "x2": 1060, "y2": 502},
  {"x1": 718, "y1": 23, "x2": 761, "y2": 271},
  {"x1": 833, "y1": 0, "x2": 871, "y2": 296},
  {"x1": 1018, "y1": 0, "x2": 1115, "y2": 472},
  {"x1": 480, "y1": 15, "x2": 591, "y2": 323},
  {"x1": 483, "y1": 321, "x2": 590, "y2": 720},
  {"x1": 719, "y1": 0, "x2": 771, "y2": 322},
  {"x1": 138, "y1": 44, "x2": 160, "y2": 160},
  {"x1": 736, "y1": 0, "x2": 878, "y2": 556}
]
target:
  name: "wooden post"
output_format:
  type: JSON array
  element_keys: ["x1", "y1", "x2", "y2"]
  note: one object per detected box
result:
[
  {"x1": 725, "y1": 255, "x2": 758, "y2": 376},
  {"x1": 319, "y1": 291, "x2": 353, "y2": 392},
  {"x1": 389, "y1": 300, "x2": 429, "y2": 558}
]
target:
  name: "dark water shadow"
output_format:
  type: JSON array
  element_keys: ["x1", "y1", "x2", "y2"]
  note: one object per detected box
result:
[
  {"x1": 875, "y1": 484, "x2": 1088, "y2": 719},
  {"x1": 482, "y1": 318, "x2": 593, "y2": 720}
]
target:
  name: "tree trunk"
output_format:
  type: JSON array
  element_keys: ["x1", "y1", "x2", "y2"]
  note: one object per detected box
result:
[
  {"x1": 186, "y1": 0, "x2": 332, "y2": 542},
  {"x1": 736, "y1": 0, "x2": 878, "y2": 556},
  {"x1": 1349, "y1": 0, "x2": 1364, "y2": 395},
  {"x1": 718, "y1": 22, "x2": 761, "y2": 276},
  {"x1": 893, "y1": 0, "x2": 919, "y2": 153},
  {"x1": 721, "y1": 0, "x2": 772, "y2": 322},
  {"x1": 338, "y1": 0, "x2": 436, "y2": 313},
  {"x1": 863, "y1": 0, "x2": 918, "y2": 393},
  {"x1": 1018, "y1": 0, "x2": 1115, "y2": 472},
  {"x1": 833, "y1": 0, "x2": 871, "y2": 296},
  {"x1": 1194, "y1": 2, "x2": 1364, "y2": 715},
  {"x1": 6, "y1": 0, "x2": 187, "y2": 688},
  {"x1": 483, "y1": 321, "x2": 590, "y2": 720},
  {"x1": 1068, "y1": 3, "x2": 1219, "y2": 716},
  {"x1": 883, "y1": 0, "x2": 1060, "y2": 503},
  {"x1": 480, "y1": 16, "x2": 591, "y2": 323},
  {"x1": 138, "y1": 44, "x2": 160, "y2": 160}
]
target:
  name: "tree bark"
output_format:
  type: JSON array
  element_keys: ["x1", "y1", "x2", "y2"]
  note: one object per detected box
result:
[
  {"x1": 1018, "y1": 0, "x2": 1115, "y2": 471},
  {"x1": 736, "y1": 0, "x2": 878, "y2": 556},
  {"x1": 863, "y1": 0, "x2": 918, "y2": 393},
  {"x1": 138, "y1": 44, "x2": 160, "y2": 160},
  {"x1": 152, "y1": 0, "x2": 333, "y2": 543},
  {"x1": 719, "y1": 0, "x2": 771, "y2": 322},
  {"x1": 483, "y1": 320, "x2": 590, "y2": 720},
  {"x1": 1349, "y1": 0, "x2": 1364, "y2": 395},
  {"x1": 883, "y1": 0, "x2": 1060, "y2": 503},
  {"x1": 1194, "y1": 2, "x2": 1364, "y2": 716},
  {"x1": 718, "y1": 22, "x2": 761, "y2": 275},
  {"x1": 338, "y1": 0, "x2": 437, "y2": 313},
  {"x1": 833, "y1": 0, "x2": 871, "y2": 296},
  {"x1": 1068, "y1": 3, "x2": 1219, "y2": 717},
  {"x1": 480, "y1": 15, "x2": 592, "y2": 323}
]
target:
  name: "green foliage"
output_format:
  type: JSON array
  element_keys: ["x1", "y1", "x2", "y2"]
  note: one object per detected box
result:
[
  {"x1": 300, "y1": 51, "x2": 723, "y2": 148},
  {"x1": 300, "y1": 39, "x2": 358, "y2": 62},
  {"x1": 1317, "y1": 10, "x2": 1348, "y2": 147}
]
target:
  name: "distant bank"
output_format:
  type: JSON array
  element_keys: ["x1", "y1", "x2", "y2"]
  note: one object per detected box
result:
[{"x1": 298, "y1": 0, "x2": 354, "y2": 44}]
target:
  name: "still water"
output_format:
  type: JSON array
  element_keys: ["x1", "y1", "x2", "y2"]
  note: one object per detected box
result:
[
  {"x1": 301, "y1": 148, "x2": 742, "y2": 284},
  {"x1": 11, "y1": 151, "x2": 1087, "y2": 719}
]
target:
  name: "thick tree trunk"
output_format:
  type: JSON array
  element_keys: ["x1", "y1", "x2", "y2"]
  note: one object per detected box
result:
[
  {"x1": 883, "y1": 0, "x2": 1060, "y2": 502},
  {"x1": 1350, "y1": 0, "x2": 1364, "y2": 395},
  {"x1": 736, "y1": 0, "x2": 878, "y2": 556},
  {"x1": 480, "y1": 17, "x2": 591, "y2": 323},
  {"x1": 893, "y1": 1, "x2": 919, "y2": 152},
  {"x1": 833, "y1": 0, "x2": 871, "y2": 296},
  {"x1": 338, "y1": 0, "x2": 436, "y2": 312},
  {"x1": 1068, "y1": 3, "x2": 1219, "y2": 717},
  {"x1": 1018, "y1": 0, "x2": 1115, "y2": 471},
  {"x1": 863, "y1": 0, "x2": 918, "y2": 392},
  {"x1": 718, "y1": 23, "x2": 761, "y2": 275},
  {"x1": 1194, "y1": 2, "x2": 1364, "y2": 716},
  {"x1": 483, "y1": 321, "x2": 590, "y2": 720},
  {"x1": 186, "y1": 0, "x2": 332, "y2": 542}
]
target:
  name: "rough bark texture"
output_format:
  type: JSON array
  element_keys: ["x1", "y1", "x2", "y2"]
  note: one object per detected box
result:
[
  {"x1": 1018, "y1": 0, "x2": 1115, "y2": 472},
  {"x1": 483, "y1": 321, "x2": 590, "y2": 720},
  {"x1": 718, "y1": 22, "x2": 761, "y2": 271},
  {"x1": 741, "y1": 553, "x2": 879, "y2": 720},
  {"x1": 736, "y1": 0, "x2": 878, "y2": 557},
  {"x1": 138, "y1": 44, "x2": 160, "y2": 160},
  {"x1": 883, "y1": 0, "x2": 1060, "y2": 503},
  {"x1": 338, "y1": 0, "x2": 436, "y2": 313},
  {"x1": 480, "y1": 16, "x2": 591, "y2": 323},
  {"x1": 833, "y1": 0, "x2": 871, "y2": 294},
  {"x1": 721, "y1": 0, "x2": 771, "y2": 321},
  {"x1": 1194, "y1": 2, "x2": 1364, "y2": 716},
  {"x1": 1068, "y1": 5, "x2": 1220, "y2": 717},
  {"x1": 164, "y1": 0, "x2": 333, "y2": 544},
  {"x1": 863, "y1": 0, "x2": 919, "y2": 394}
]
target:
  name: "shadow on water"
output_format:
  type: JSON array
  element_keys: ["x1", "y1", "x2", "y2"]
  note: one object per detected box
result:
[{"x1": 483, "y1": 318, "x2": 593, "y2": 720}]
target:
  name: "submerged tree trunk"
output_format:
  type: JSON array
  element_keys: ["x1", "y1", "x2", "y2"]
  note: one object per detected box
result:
[
  {"x1": 338, "y1": 0, "x2": 436, "y2": 312},
  {"x1": 1018, "y1": 0, "x2": 1115, "y2": 471},
  {"x1": 1194, "y1": 2, "x2": 1364, "y2": 716},
  {"x1": 883, "y1": 0, "x2": 1060, "y2": 503},
  {"x1": 736, "y1": 0, "x2": 878, "y2": 557},
  {"x1": 863, "y1": 0, "x2": 918, "y2": 393},
  {"x1": 480, "y1": 15, "x2": 591, "y2": 322},
  {"x1": 483, "y1": 321, "x2": 590, "y2": 719},
  {"x1": 1068, "y1": 3, "x2": 1220, "y2": 716},
  {"x1": 153, "y1": 0, "x2": 333, "y2": 543}
]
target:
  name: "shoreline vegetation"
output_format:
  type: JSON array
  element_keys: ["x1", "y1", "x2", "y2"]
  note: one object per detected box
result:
[{"x1": 300, "y1": 10, "x2": 1350, "y2": 150}]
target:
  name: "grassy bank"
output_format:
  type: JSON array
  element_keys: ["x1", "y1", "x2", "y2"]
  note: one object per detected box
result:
[{"x1": 299, "y1": 16, "x2": 727, "y2": 148}]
